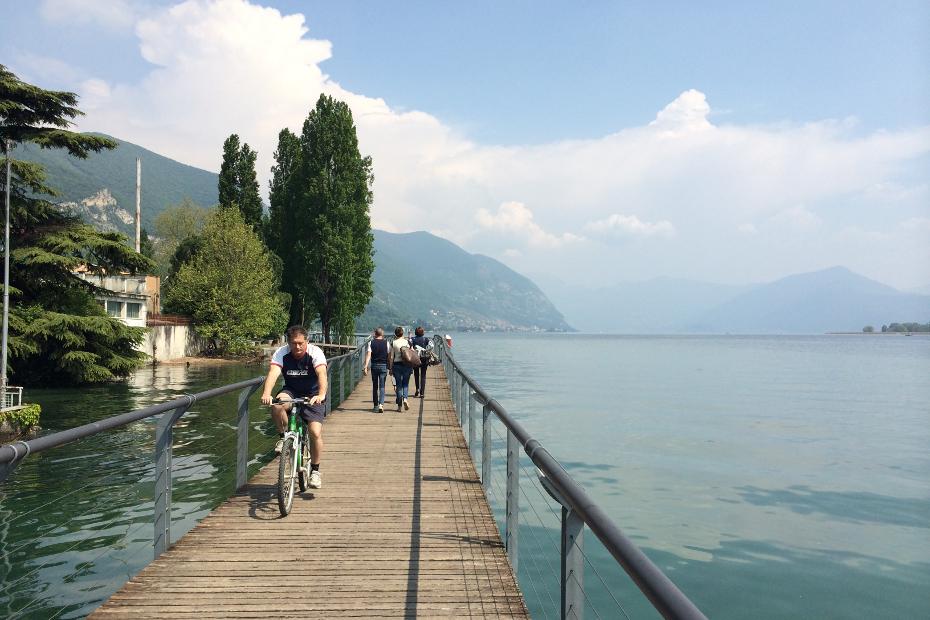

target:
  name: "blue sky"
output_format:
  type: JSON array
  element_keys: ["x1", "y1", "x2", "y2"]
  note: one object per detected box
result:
[{"x1": 2, "y1": 0, "x2": 928, "y2": 289}]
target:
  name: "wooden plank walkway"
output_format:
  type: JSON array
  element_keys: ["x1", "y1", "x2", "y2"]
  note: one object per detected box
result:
[{"x1": 91, "y1": 365, "x2": 528, "y2": 618}]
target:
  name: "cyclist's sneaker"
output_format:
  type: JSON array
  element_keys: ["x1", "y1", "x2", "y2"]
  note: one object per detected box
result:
[
  {"x1": 309, "y1": 470, "x2": 322, "y2": 488},
  {"x1": 274, "y1": 439, "x2": 284, "y2": 454}
]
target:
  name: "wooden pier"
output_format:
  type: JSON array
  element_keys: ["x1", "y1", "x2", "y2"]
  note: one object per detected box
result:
[{"x1": 91, "y1": 365, "x2": 528, "y2": 618}]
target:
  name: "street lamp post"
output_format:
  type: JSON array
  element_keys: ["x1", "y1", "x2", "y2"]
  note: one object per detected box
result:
[{"x1": 1, "y1": 138, "x2": 11, "y2": 402}]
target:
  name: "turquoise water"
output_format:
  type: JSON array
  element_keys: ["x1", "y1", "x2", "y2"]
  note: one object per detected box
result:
[
  {"x1": 448, "y1": 333, "x2": 930, "y2": 619},
  {"x1": 1, "y1": 335, "x2": 927, "y2": 618}
]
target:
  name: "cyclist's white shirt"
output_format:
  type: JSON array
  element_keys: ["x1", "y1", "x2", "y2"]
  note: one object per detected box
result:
[{"x1": 270, "y1": 344, "x2": 326, "y2": 370}]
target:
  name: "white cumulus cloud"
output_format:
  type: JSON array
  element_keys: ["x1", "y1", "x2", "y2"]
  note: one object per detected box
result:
[
  {"x1": 476, "y1": 202, "x2": 583, "y2": 248},
  {"x1": 585, "y1": 213, "x2": 676, "y2": 238},
  {"x1": 40, "y1": 0, "x2": 929, "y2": 289}
]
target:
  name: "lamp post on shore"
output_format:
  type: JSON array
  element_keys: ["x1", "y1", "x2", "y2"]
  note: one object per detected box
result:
[{"x1": 1, "y1": 138, "x2": 11, "y2": 401}]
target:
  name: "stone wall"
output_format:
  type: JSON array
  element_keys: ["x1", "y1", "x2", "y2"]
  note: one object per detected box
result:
[{"x1": 140, "y1": 325, "x2": 207, "y2": 362}]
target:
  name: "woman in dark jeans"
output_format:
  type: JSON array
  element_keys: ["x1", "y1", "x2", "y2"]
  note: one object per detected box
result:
[
  {"x1": 363, "y1": 327, "x2": 389, "y2": 413},
  {"x1": 410, "y1": 326, "x2": 433, "y2": 398}
]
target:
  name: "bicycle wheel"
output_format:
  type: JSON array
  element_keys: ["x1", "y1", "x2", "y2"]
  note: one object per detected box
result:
[
  {"x1": 277, "y1": 436, "x2": 297, "y2": 516},
  {"x1": 298, "y1": 428, "x2": 311, "y2": 492}
]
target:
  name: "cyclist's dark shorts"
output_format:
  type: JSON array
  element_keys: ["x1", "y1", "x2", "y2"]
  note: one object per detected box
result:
[{"x1": 276, "y1": 389, "x2": 326, "y2": 424}]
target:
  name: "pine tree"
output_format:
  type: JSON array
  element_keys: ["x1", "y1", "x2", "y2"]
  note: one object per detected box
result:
[{"x1": 0, "y1": 64, "x2": 155, "y2": 385}]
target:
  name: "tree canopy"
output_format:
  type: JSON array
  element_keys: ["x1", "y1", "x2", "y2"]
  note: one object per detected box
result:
[
  {"x1": 266, "y1": 95, "x2": 374, "y2": 341},
  {"x1": 162, "y1": 208, "x2": 287, "y2": 354},
  {"x1": 151, "y1": 198, "x2": 213, "y2": 276},
  {"x1": 1, "y1": 64, "x2": 154, "y2": 386},
  {"x1": 218, "y1": 133, "x2": 262, "y2": 229}
]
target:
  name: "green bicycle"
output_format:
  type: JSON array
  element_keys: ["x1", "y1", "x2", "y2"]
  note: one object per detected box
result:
[{"x1": 271, "y1": 397, "x2": 313, "y2": 516}]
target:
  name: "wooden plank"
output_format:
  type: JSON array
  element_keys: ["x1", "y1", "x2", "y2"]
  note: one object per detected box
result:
[{"x1": 90, "y1": 364, "x2": 528, "y2": 618}]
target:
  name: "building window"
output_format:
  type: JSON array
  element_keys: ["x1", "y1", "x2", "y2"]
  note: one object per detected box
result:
[
  {"x1": 126, "y1": 303, "x2": 141, "y2": 319},
  {"x1": 106, "y1": 300, "x2": 123, "y2": 317}
]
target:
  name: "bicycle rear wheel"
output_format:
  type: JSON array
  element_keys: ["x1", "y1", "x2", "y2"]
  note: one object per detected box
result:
[{"x1": 277, "y1": 436, "x2": 297, "y2": 516}]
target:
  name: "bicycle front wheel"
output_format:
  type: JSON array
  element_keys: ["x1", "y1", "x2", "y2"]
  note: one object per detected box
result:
[
  {"x1": 298, "y1": 428, "x2": 311, "y2": 492},
  {"x1": 277, "y1": 436, "x2": 297, "y2": 516}
]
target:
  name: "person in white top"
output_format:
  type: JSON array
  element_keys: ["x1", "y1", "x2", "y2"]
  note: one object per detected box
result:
[{"x1": 387, "y1": 326, "x2": 413, "y2": 411}]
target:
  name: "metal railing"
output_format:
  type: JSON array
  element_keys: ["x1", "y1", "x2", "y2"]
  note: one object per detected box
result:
[
  {"x1": 436, "y1": 335, "x2": 707, "y2": 620},
  {"x1": 0, "y1": 338, "x2": 369, "y2": 561}
]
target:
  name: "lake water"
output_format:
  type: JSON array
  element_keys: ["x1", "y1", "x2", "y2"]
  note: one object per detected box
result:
[
  {"x1": 0, "y1": 335, "x2": 928, "y2": 618},
  {"x1": 449, "y1": 333, "x2": 930, "y2": 619}
]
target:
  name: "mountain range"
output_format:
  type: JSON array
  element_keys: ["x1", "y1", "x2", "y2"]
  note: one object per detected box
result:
[
  {"x1": 18, "y1": 135, "x2": 568, "y2": 331},
  {"x1": 20, "y1": 134, "x2": 930, "y2": 333},
  {"x1": 534, "y1": 267, "x2": 930, "y2": 334}
]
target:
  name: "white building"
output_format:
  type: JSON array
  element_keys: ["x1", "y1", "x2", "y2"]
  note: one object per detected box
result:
[{"x1": 75, "y1": 271, "x2": 160, "y2": 328}]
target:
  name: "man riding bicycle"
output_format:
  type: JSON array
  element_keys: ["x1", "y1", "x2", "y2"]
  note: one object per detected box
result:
[{"x1": 261, "y1": 325, "x2": 328, "y2": 489}]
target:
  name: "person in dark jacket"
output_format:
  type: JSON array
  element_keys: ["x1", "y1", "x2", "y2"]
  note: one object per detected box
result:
[
  {"x1": 409, "y1": 326, "x2": 433, "y2": 398},
  {"x1": 363, "y1": 327, "x2": 389, "y2": 413}
]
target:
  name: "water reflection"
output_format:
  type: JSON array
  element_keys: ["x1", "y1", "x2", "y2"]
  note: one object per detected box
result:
[{"x1": 0, "y1": 361, "x2": 273, "y2": 619}]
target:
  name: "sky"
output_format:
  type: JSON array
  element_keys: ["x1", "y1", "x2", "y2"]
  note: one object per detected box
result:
[{"x1": 2, "y1": 0, "x2": 929, "y2": 290}]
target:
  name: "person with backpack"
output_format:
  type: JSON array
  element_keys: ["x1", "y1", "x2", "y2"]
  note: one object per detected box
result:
[
  {"x1": 387, "y1": 326, "x2": 414, "y2": 411},
  {"x1": 410, "y1": 326, "x2": 433, "y2": 398},
  {"x1": 363, "y1": 327, "x2": 389, "y2": 413}
]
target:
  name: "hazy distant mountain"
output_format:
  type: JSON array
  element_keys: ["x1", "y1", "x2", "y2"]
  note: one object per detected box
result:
[
  {"x1": 689, "y1": 266, "x2": 930, "y2": 333},
  {"x1": 535, "y1": 267, "x2": 930, "y2": 334},
  {"x1": 533, "y1": 274, "x2": 750, "y2": 333},
  {"x1": 18, "y1": 135, "x2": 218, "y2": 234},
  {"x1": 361, "y1": 231, "x2": 571, "y2": 331}
]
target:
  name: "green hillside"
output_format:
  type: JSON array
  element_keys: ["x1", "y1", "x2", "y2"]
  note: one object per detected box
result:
[
  {"x1": 358, "y1": 230, "x2": 572, "y2": 332},
  {"x1": 17, "y1": 134, "x2": 218, "y2": 234},
  {"x1": 21, "y1": 134, "x2": 570, "y2": 331}
]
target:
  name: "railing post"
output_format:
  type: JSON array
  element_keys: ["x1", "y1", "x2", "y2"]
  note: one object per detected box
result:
[
  {"x1": 325, "y1": 365, "x2": 332, "y2": 414},
  {"x1": 236, "y1": 383, "x2": 260, "y2": 491},
  {"x1": 154, "y1": 403, "x2": 189, "y2": 558},
  {"x1": 468, "y1": 391, "x2": 476, "y2": 453},
  {"x1": 459, "y1": 378, "x2": 467, "y2": 426},
  {"x1": 506, "y1": 429, "x2": 519, "y2": 573},
  {"x1": 562, "y1": 507, "x2": 585, "y2": 620},
  {"x1": 482, "y1": 403, "x2": 491, "y2": 490}
]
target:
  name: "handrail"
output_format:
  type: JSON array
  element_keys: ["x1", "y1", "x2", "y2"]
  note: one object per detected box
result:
[{"x1": 435, "y1": 335, "x2": 707, "y2": 620}]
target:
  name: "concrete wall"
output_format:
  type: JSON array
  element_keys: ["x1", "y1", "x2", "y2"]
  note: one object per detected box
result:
[{"x1": 140, "y1": 324, "x2": 207, "y2": 363}]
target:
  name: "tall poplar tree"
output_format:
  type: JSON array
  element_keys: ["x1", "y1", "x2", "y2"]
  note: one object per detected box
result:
[
  {"x1": 266, "y1": 128, "x2": 303, "y2": 324},
  {"x1": 291, "y1": 94, "x2": 374, "y2": 342},
  {"x1": 217, "y1": 134, "x2": 262, "y2": 230},
  {"x1": 0, "y1": 64, "x2": 154, "y2": 385},
  {"x1": 218, "y1": 134, "x2": 240, "y2": 208}
]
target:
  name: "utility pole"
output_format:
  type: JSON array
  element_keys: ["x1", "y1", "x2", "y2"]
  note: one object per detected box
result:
[
  {"x1": 135, "y1": 157, "x2": 141, "y2": 253},
  {"x1": 1, "y1": 139, "x2": 12, "y2": 400}
]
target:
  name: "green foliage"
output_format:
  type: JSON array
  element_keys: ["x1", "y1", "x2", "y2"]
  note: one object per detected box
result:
[
  {"x1": 162, "y1": 208, "x2": 287, "y2": 354},
  {"x1": 0, "y1": 402, "x2": 41, "y2": 429},
  {"x1": 268, "y1": 94, "x2": 374, "y2": 342},
  {"x1": 218, "y1": 134, "x2": 262, "y2": 230},
  {"x1": 151, "y1": 198, "x2": 212, "y2": 276},
  {"x1": 266, "y1": 128, "x2": 302, "y2": 321},
  {"x1": 881, "y1": 322, "x2": 930, "y2": 333},
  {"x1": 1, "y1": 64, "x2": 154, "y2": 386},
  {"x1": 140, "y1": 227, "x2": 155, "y2": 261},
  {"x1": 862, "y1": 325, "x2": 874, "y2": 333}
]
